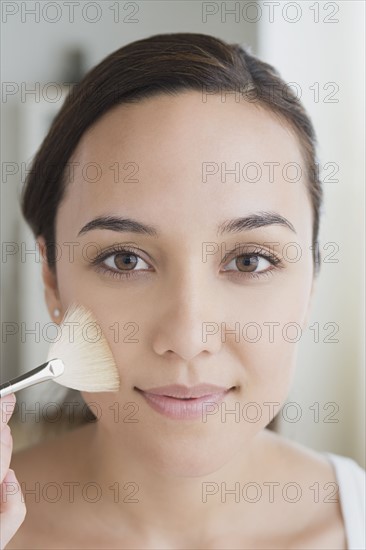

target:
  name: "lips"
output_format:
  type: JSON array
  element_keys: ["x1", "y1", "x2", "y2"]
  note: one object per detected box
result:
[
  {"x1": 134, "y1": 383, "x2": 235, "y2": 399},
  {"x1": 134, "y1": 384, "x2": 235, "y2": 420}
]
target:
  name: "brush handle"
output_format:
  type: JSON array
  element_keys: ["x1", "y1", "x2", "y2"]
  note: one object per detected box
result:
[{"x1": 0, "y1": 359, "x2": 65, "y2": 398}]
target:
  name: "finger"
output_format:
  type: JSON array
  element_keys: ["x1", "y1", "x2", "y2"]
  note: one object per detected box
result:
[
  {"x1": 0, "y1": 394, "x2": 16, "y2": 429},
  {"x1": 0, "y1": 469, "x2": 27, "y2": 550},
  {"x1": 0, "y1": 425, "x2": 13, "y2": 484}
]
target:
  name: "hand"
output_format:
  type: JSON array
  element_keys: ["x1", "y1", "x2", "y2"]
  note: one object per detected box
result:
[{"x1": 0, "y1": 394, "x2": 26, "y2": 549}]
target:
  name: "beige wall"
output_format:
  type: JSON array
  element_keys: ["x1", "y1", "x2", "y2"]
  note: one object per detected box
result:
[{"x1": 258, "y1": 0, "x2": 365, "y2": 467}]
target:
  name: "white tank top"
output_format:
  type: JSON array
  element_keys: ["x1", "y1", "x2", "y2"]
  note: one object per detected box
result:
[{"x1": 324, "y1": 452, "x2": 366, "y2": 550}]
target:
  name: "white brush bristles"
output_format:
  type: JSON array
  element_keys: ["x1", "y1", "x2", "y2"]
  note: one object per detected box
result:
[{"x1": 46, "y1": 303, "x2": 120, "y2": 392}]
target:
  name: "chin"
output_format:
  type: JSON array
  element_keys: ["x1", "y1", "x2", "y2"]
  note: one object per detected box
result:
[{"x1": 131, "y1": 422, "x2": 260, "y2": 479}]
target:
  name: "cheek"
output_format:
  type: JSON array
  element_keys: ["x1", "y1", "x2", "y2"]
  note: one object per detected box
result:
[
  {"x1": 227, "y1": 269, "x2": 312, "y2": 382},
  {"x1": 55, "y1": 252, "x2": 85, "y2": 305},
  {"x1": 228, "y1": 256, "x2": 312, "y2": 336}
]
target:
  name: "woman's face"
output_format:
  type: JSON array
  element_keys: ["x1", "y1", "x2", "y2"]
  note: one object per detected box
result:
[{"x1": 42, "y1": 91, "x2": 315, "y2": 476}]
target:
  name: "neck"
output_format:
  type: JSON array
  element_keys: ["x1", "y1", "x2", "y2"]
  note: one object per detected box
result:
[{"x1": 75, "y1": 422, "x2": 275, "y2": 545}]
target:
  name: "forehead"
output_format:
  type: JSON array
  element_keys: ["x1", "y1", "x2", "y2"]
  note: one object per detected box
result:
[{"x1": 57, "y1": 91, "x2": 311, "y2": 243}]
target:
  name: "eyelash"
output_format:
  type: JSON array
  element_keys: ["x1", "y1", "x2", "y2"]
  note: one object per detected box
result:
[{"x1": 90, "y1": 245, "x2": 283, "y2": 281}]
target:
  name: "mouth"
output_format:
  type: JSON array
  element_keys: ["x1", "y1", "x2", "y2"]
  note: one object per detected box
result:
[
  {"x1": 134, "y1": 383, "x2": 236, "y2": 399},
  {"x1": 134, "y1": 385, "x2": 236, "y2": 420}
]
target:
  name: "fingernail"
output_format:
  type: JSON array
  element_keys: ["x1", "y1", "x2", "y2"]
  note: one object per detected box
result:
[
  {"x1": 1, "y1": 394, "x2": 16, "y2": 421},
  {"x1": 5, "y1": 469, "x2": 16, "y2": 482},
  {"x1": 1, "y1": 424, "x2": 12, "y2": 445},
  {"x1": 1, "y1": 393, "x2": 16, "y2": 407}
]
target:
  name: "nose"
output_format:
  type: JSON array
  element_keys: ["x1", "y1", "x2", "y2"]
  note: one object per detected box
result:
[{"x1": 151, "y1": 268, "x2": 222, "y2": 362}]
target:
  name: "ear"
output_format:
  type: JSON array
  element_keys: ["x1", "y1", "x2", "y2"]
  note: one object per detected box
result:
[{"x1": 37, "y1": 236, "x2": 62, "y2": 321}]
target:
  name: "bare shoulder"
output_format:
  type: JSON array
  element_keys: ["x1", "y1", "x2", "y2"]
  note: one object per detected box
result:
[
  {"x1": 262, "y1": 428, "x2": 336, "y2": 476},
  {"x1": 11, "y1": 422, "x2": 94, "y2": 475},
  {"x1": 7, "y1": 424, "x2": 94, "y2": 550},
  {"x1": 260, "y1": 429, "x2": 347, "y2": 548},
  {"x1": 261, "y1": 429, "x2": 342, "y2": 507}
]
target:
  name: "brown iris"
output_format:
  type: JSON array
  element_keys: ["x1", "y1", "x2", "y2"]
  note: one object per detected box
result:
[
  {"x1": 236, "y1": 255, "x2": 259, "y2": 272},
  {"x1": 114, "y1": 253, "x2": 138, "y2": 271}
]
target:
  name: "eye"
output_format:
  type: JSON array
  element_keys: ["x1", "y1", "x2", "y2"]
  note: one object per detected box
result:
[
  {"x1": 91, "y1": 246, "x2": 151, "y2": 280},
  {"x1": 221, "y1": 247, "x2": 283, "y2": 280},
  {"x1": 104, "y1": 251, "x2": 149, "y2": 272},
  {"x1": 223, "y1": 254, "x2": 271, "y2": 273}
]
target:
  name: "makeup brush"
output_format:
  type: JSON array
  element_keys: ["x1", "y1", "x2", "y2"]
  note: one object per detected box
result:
[{"x1": 0, "y1": 303, "x2": 120, "y2": 398}]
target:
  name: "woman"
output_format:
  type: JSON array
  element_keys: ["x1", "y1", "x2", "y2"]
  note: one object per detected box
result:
[{"x1": 1, "y1": 33, "x2": 365, "y2": 549}]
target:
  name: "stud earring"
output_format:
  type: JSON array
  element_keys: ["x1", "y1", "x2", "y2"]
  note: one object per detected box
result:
[{"x1": 53, "y1": 308, "x2": 61, "y2": 317}]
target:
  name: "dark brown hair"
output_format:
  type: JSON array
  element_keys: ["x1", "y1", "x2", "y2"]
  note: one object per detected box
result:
[{"x1": 20, "y1": 33, "x2": 323, "y2": 438}]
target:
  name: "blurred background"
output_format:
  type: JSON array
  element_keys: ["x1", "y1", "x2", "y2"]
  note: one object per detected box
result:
[{"x1": 1, "y1": 1, "x2": 365, "y2": 466}]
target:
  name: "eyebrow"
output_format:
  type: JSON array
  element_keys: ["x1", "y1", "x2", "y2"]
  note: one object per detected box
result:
[{"x1": 77, "y1": 211, "x2": 296, "y2": 238}]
